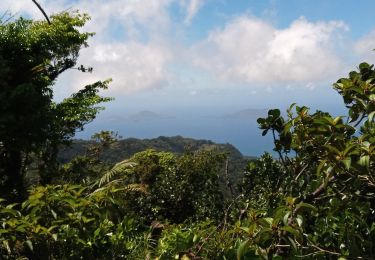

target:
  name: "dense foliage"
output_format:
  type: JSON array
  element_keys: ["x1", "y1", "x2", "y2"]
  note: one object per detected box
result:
[
  {"x1": 0, "y1": 11, "x2": 111, "y2": 200},
  {"x1": 58, "y1": 135, "x2": 249, "y2": 188},
  {"x1": 0, "y1": 8, "x2": 374, "y2": 260}
]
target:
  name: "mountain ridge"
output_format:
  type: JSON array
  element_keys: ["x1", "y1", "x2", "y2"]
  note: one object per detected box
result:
[{"x1": 58, "y1": 135, "x2": 255, "y2": 187}]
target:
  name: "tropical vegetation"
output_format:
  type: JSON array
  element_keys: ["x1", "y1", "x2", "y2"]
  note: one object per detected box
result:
[{"x1": 0, "y1": 8, "x2": 374, "y2": 260}]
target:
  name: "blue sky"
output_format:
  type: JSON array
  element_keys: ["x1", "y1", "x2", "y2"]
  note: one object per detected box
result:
[{"x1": 2, "y1": 0, "x2": 375, "y2": 155}]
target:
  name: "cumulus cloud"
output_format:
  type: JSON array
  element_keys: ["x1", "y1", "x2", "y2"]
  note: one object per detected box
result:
[
  {"x1": 1, "y1": 0, "x2": 177, "y2": 95},
  {"x1": 0, "y1": 0, "x2": 198, "y2": 36},
  {"x1": 0, "y1": 1, "x2": 356, "y2": 94},
  {"x1": 72, "y1": 41, "x2": 172, "y2": 93},
  {"x1": 54, "y1": 0, "x2": 176, "y2": 94},
  {"x1": 75, "y1": 0, "x2": 174, "y2": 39},
  {"x1": 192, "y1": 16, "x2": 348, "y2": 86}
]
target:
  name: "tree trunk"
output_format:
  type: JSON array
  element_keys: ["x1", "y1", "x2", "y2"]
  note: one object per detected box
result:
[
  {"x1": 2, "y1": 149, "x2": 25, "y2": 201},
  {"x1": 39, "y1": 144, "x2": 58, "y2": 185}
]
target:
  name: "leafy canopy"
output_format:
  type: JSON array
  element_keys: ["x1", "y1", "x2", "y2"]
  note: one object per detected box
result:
[{"x1": 0, "y1": 11, "x2": 111, "y2": 199}]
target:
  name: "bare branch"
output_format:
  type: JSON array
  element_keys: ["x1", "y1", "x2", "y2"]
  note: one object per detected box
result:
[
  {"x1": 0, "y1": 11, "x2": 17, "y2": 25},
  {"x1": 32, "y1": 0, "x2": 51, "y2": 24}
]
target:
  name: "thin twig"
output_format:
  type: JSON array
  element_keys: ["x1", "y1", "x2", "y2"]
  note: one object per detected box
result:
[
  {"x1": 224, "y1": 158, "x2": 234, "y2": 197},
  {"x1": 309, "y1": 244, "x2": 340, "y2": 256},
  {"x1": 194, "y1": 223, "x2": 223, "y2": 256},
  {"x1": 223, "y1": 194, "x2": 244, "y2": 227},
  {"x1": 306, "y1": 174, "x2": 336, "y2": 202},
  {"x1": 272, "y1": 129, "x2": 288, "y2": 169},
  {"x1": 294, "y1": 251, "x2": 325, "y2": 258},
  {"x1": 0, "y1": 11, "x2": 17, "y2": 25},
  {"x1": 294, "y1": 163, "x2": 309, "y2": 181}
]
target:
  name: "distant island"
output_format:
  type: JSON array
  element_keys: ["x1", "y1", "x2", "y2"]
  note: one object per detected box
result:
[{"x1": 128, "y1": 110, "x2": 173, "y2": 122}]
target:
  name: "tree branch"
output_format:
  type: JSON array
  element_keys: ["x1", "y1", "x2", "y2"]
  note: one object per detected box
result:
[
  {"x1": 353, "y1": 112, "x2": 366, "y2": 127},
  {"x1": 307, "y1": 175, "x2": 336, "y2": 201},
  {"x1": 294, "y1": 163, "x2": 309, "y2": 181},
  {"x1": 224, "y1": 158, "x2": 234, "y2": 197},
  {"x1": 32, "y1": 0, "x2": 51, "y2": 24}
]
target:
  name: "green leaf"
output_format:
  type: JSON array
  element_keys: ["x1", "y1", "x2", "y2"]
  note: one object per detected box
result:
[
  {"x1": 0, "y1": 208, "x2": 20, "y2": 217},
  {"x1": 288, "y1": 236, "x2": 298, "y2": 251},
  {"x1": 359, "y1": 62, "x2": 370, "y2": 70},
  {"x1": 2, "y1": 240, "x2": 11, "y2": 254},
  {"x1": 286, "y1": 197, "x2": 296, "y2": 205},
  {"x1": 257, "y1": 118, "x2": 266, "y2": 124},
  {"x1": 343, "y1": 144, "x2": 357, "y2": 156},
  {"x1": 26, "y1": 240, "x2": 33, "y2": 252},
  {"x1": 0, "y1": 229, "x2": 9, "y2": 234},
  {"x1": 297, "y1": 202, "x2": 317, "y2": 212},
  {"x1": 15, "y1": 224, "x2": 26, "y2": 232},
  {"x1": 358, "y1": 155, "x2": 370, "y2": 168},
  {"x1": 240, "y1": 227, "x2": 250, "y2": 233},
  {"x1": 296, "y1": 215, "x2": 303, "y2": 227},
  {"x1": 324, "y1": 144, "x2": 341, "y2": 155},
  {"x1": 317, "y1": 160, "x2": 328, "y2": 176},
  {"x1": 51, "y1": 209, "x2": 57, "y2": 219},
  {"x1": 368, "y1": 111, "x2": 375, "y2": 122},
  {"x1": 236, "y1": 240, "x2": 249, "y2": 260},
  {"x1": 333, "y1": 116, "x2": 343, "y2": 125},
  {"x1": 6, "y1": 203, "x2": 19, "y2": 209},
  {"x1": 281, "y1": 226, "x2": 299, "y2": 236},
  {"x1": 283, "y1": 211, "x2": 291, "y2": 226},
  {"x1": 264, "y1": 217, "x2": 273, "y2": 225},
  {"x1": 342, "y1": 157, "x2": 351, "y2": 170},
  {"x1": 269, "y1": 109, "x2": 281, "y2": 118}
]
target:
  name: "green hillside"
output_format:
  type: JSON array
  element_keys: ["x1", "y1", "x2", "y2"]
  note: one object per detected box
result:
[{"x1": 58, "y1": 135, "x2": 254, "y2": 189}]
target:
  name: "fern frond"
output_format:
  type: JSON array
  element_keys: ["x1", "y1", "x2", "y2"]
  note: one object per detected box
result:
[
  {"x1": 124, "y1": 183, "x2": 149, "y2": 194},
  {"x1": 98, "y1": 159, "x2": 137, "y2": 187},
  {"x1": 90, "y1": 183, "x2": 149, "y2": 197}
]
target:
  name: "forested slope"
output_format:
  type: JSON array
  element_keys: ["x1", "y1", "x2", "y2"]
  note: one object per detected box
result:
[
  {"x1": 59, "y1": 135, "x2": 249, "y2": 163},
  {"x1": 58, "y1": 135, "x2": 252, "y2": 190}
]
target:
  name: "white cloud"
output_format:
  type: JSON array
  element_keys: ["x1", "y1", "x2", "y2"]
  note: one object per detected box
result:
[
  {"x1": 0, "y1": 0, "x2": 59, "y2": 20},
  {"x1": 65, "y1": 0, "x2": 175, "y2": 94},
  {"x1": 354, "y1": 29, "x2": 375, "y2": 62},
  {"x1": 0, "y1": 0, "x2": 176, "y2": 95},
  {"x1": 75, "y1": 0, "x2": 174, "y2": 39},
  {"x1": 1, "y1": 0, "x2": 192, "y2": 36},
  {"x1": 70, "y1": 41, "x2": 172, "y2": 93},
  {"x1": 183, "y1": 0, "x2": 203, "y2": 24},
  {"x1": 0, "y1": 1, "x2": 354, "y2": 95},
  {"x1": 192, "y1": 16, "x2": 348, "y2": 86}
]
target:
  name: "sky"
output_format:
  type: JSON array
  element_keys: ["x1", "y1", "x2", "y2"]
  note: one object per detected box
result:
[{"x1": 2, "y1": 0, "x2": 375, "y2": 155}]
